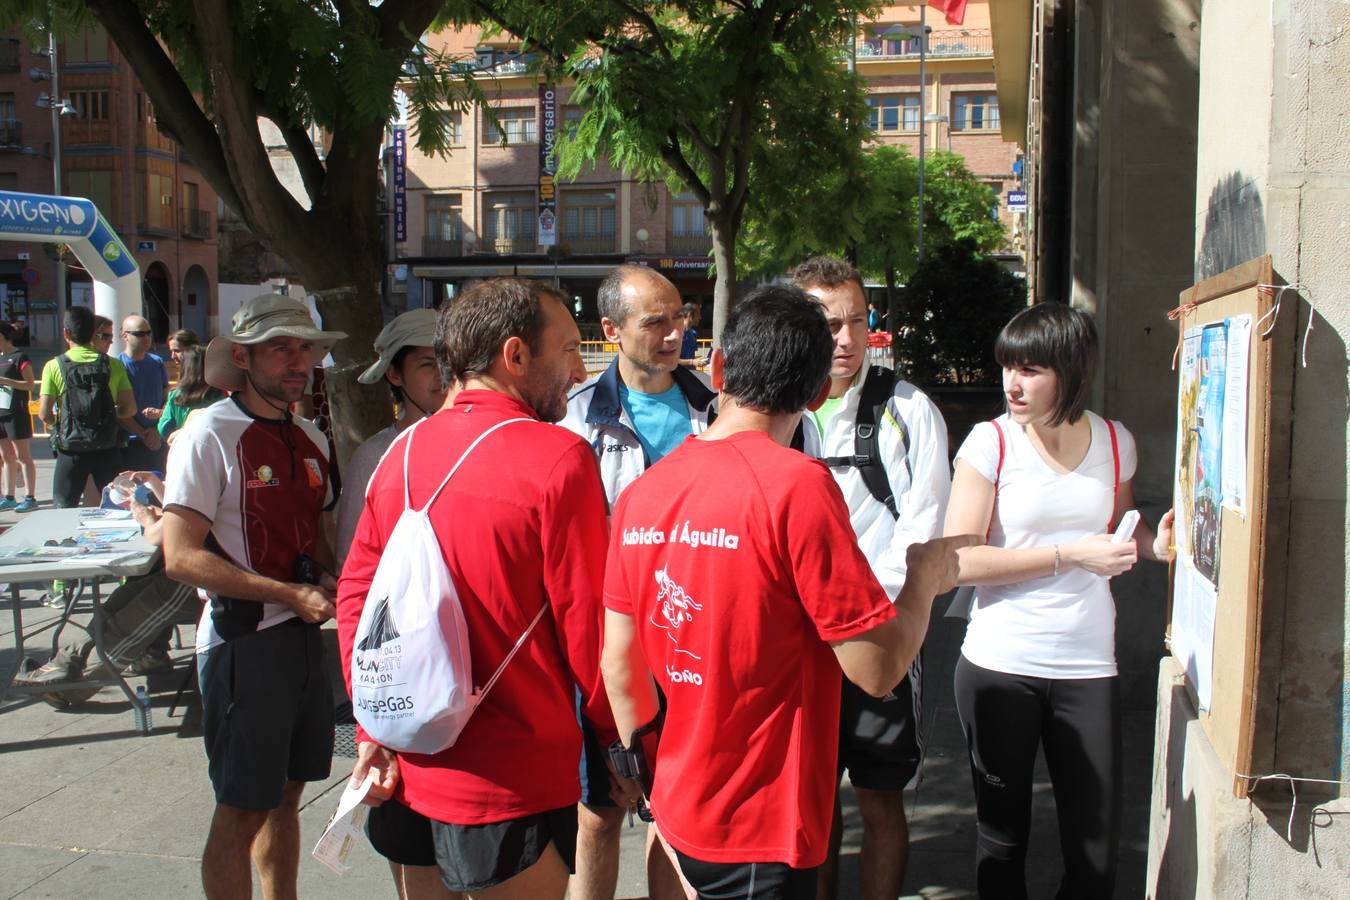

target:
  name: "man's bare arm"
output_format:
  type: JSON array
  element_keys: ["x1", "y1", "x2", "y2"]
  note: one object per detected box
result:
[
  {"x1": 601, "y1": 609, "x2": 661, "y2": 745},
  {"x1": 162, "y1": 505, "x2": 335, "y2": 623},
  {"x1": 831, "y1": 534, "x2": 977, "y2": 697}
]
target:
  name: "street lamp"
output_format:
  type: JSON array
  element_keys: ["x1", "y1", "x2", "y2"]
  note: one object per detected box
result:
[
  {"x1": 925, "y1": 113, "x2": 951, "y2": 152},
  {"x1": 30, "y1": 35, "x2": 75, "y2": 331},
  {"x1": 877, "y1": 11, "x2": 932, "y2": 260}
]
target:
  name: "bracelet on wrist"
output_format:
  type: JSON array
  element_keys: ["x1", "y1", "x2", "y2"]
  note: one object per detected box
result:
[{"x1": 1052, "y1": 544, "x2": 1061, "y2": 577}]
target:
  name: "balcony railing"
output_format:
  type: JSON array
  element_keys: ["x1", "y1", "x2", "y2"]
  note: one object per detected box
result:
[
  {"x1": 422, "y1": 236, "x2": 466, "y2": 257},
  {"x1": 476, "y1": 237, "x2": 537, "y2": 255},
  {"x1": 0, "y1": 39, "x2": 19, "y2": 73},
  {"x1": 666, "y1": 232, "x2": 713, "y2": 256},
  {"x1": 558, "y1": 233, "x2": 616, "y2": 254},
  {"x1": 857, "y1": 28, "x2": 993, "y2": 60},
  {"x1": 181, "y1": 207, "x2": 213, "y2": 239},
  {"x1": 0, "y1": 120, "x2": 21, "y2": 147}
]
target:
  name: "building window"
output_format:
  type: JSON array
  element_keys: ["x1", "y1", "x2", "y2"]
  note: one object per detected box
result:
[
  {"x1": 433, "y1": 110, "x2": 463, "y2": 146},
  {"x1": 424, "y1": 193, "x2": 464, "y2": 254},
  {"x1": 867, "y1": 95, "x2": 920, "y2": 133},
  {"x1": 560, "y1": 190, "x2": 616, "y2": 251},
  {"x1": 0, "y1": 172, "x2": 17, "y2": 190},
  {"x1": 563, "y1": 106, "x2": 583, "y2": 140},
  {"x1": 139, "y1": 172, "x2": 174, "y2": 231},
  {"x1": 68, "y1": 170, "x2": 114, "y2": 218},
  {"x1": 483, "y1": 191, "x2": 535, "y2": 247},
  {"x1": 952, "y1": 93, "x2": 1000, "y2": 131},
  {"x1": 65, "y1": 26, "x2": 110, "y2": 64},
  {"x1": 70, "y1": 90, "x2": 110, "y2": 121},
  {"x1": 484, "y1": 107, "x2": 536, "y2": 145},
  {"x1": 0, "y1": 93, "x2": 15, "y2": 144}
]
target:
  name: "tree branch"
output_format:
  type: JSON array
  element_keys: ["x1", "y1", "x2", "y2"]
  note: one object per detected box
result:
[
  {"x1": 611, "y1": 0, "x2": 673, "y2": 61},
  {"x1": 83, "y1": 0, "x2": 242, "y2": 212}
]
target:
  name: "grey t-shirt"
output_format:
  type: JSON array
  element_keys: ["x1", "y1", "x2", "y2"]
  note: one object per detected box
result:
[{"x1": 335, "y1": 424, "x2": 400, "y2": 568}]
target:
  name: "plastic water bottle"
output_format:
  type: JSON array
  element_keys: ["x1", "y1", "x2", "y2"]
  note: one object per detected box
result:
[{"x1": 134, "y1": 685, "x2": 153, "y2": 732}]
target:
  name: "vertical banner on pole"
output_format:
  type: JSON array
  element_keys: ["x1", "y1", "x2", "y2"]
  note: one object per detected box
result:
[
  {"x1": 537, "y1": 86, "x2": 558, "y2": 247},
  {"x1": 393, "y1": 127, "x2": 407, "y2": 244}
]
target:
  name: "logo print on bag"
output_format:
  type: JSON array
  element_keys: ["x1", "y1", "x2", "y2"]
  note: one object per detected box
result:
[
  {"x1": 651, "y1": 567, "x2": 703, "y2": 662},
  {"x1": 357, "y1": 597, "x2": 401, "y2": 652}
]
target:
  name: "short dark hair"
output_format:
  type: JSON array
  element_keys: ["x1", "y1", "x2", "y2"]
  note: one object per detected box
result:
[
  {"x1": 995, "y1": 302, "x2": 1098, "y2": 426},
  {"x1": 64, "y1": 306, "x2": 96, "y2": 344},
  {"x1": 597, "y1": 264, "x2": 649, "y2": 327},
  {"x1": 721, "y1": 284, "x2": 833, "y2": 415},
  {"x1": 170, "y1": 328, "x2": 199, "y2": 348},
  {"x1": 436, "y1": 278, "x2": 563, "y2": 385},
  {"x1": 791, "y1": 256, "x2": 865, "y2": 294},
  {"x1": 0, "y1": 321, "x2": 15, "y2": 342},
  {"x1": 678, "y1": 303, "x2": 698, "y2": 317}
]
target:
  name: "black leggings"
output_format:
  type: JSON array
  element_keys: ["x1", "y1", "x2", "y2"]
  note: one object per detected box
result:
[
  {"x1": 953, "y1": 656, "x2": 1121, "y2": 900},
  {"x1": 52, "y1": 448, "x2": 122, "y2": 509}
]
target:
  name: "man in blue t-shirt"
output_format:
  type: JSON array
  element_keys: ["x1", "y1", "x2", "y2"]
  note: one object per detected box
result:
[
  {"x1": 677, "y1": 302, "x2": 702, "y2": 368},
  {"x1": 560, "y1": 264, "x2": 715, "y2": 900},
  {"x1": 118, "y1": 315, "x2": 167, "y2": 471}
]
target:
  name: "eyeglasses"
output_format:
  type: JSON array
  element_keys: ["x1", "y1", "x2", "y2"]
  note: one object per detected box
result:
[
  {"x1": 95, "y1": 332, "x2": 114, "y2": 341},
  {"x1": 124, "y1": 330, "x2": 152, "y2": 337}
]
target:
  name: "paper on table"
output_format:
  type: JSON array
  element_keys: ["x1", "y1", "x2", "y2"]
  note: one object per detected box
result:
[{"x1": 311, "y1": 769, "x2": 378, "y2": 875}]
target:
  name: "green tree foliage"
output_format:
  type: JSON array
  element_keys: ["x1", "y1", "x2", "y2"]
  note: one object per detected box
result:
[
  {"x1": 0, "y1": 0, "x2": 487, "y2": 456},
  {"x1": 740, "y1": 144, "x2": 1007, "y2": 296},
  {"x1": 893, "y1": 239, "x2": 1027, "y2": 386},
  {"x1": 478, "y1": 0, "x2": 877, "y2": 343}
]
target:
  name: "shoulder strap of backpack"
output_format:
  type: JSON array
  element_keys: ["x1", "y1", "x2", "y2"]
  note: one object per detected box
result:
[
  {"x1": 476, "y1": 601, "x2": 551, "y2": 704},
  {"x1": 820, "y1": 365, "x2": 900, "y2": 519},
  {"x1": 419, "y1": 417, "x2": 533, "y2": 513},
  {"x1": 986, "y1": 419, "x2": 1006, "y2": 540},
  {"x1": 1106, "y1": 416, "x2": 1120, "y2": 530}
]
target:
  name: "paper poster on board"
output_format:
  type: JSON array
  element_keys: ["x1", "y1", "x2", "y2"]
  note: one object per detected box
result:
[{"x1": 1220, "y1": 315, "x2": 1252, "y2": 514}]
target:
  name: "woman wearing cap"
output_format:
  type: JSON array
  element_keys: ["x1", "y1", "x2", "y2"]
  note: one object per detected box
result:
[
  {"x1": 335, "y1": 308, "x2": 449, "y2": 568},
  {"x1": 333, "y1": 308, "x2": 452, "y2": 899}
]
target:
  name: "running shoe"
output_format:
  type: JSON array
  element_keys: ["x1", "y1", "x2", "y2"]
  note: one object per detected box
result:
[
  {"x1": 14, "y1": 497, "x2": 38, "y2": 512},
  {"x1": 0, "y1": 497, "x2": 17, "y2": 511}
]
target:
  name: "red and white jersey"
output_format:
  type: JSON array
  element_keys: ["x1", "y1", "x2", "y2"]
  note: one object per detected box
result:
[{"x1": 163, "y1": 397, "x2": 334, "y2": 652}]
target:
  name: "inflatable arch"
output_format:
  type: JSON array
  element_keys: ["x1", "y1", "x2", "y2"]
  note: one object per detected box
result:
[{"x1": 0, "y1": 190, "x2": 140, "y2": 355}]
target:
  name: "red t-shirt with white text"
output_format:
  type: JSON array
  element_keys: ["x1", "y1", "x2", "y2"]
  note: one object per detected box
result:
[{"x1": 603, "y1": 430, "x2": 894, "y2": 868}]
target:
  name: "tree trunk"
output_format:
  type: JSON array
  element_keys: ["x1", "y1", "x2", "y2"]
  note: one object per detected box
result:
[{"x1": 708, "y1": 216, "x2": 738, "y2": 347}]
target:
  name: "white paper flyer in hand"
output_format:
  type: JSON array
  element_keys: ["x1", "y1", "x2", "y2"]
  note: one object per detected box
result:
[{"x1": 312, "y1": 769, "x2": 378, "y2": 875}]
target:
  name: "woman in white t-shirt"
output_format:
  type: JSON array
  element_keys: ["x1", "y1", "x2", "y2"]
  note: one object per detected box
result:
[{"x1": 944, "y1": 303, "x2": 1173, "y2": 898}]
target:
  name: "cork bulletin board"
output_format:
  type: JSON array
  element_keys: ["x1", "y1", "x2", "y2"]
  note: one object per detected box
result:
[{"x1": 1166, "y1": 255, "x2": 1294, "y2": 798}]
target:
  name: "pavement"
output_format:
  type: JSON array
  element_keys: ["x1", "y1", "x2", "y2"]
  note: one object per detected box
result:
[{"x1": 0, "y1": 450, "x2": 1154, "y2": 899}]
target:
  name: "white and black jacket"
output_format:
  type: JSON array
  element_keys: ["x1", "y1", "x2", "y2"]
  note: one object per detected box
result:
[{"x1": 560, "y1": 359, "x2": 716, "y2": 506}]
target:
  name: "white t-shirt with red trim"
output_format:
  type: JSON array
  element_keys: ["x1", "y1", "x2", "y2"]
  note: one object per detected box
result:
[
  {"x1": 603, "y1": 430, "x2": 895, "y2": 868},
  {"x1": 163, "y1": 398, "x2": 334, "y2": 652},
  {"x1": 954, "y1": 411, "x2": 1137, "y2": 679}
]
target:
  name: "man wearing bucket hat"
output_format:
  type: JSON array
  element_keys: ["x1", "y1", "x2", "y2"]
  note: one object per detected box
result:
[
  {"x1": 335, "y1": 308, "x2": 448, "y2": 571},
  {"x1": 160, "y1": 293, "x2": 347, "y2": 899}
]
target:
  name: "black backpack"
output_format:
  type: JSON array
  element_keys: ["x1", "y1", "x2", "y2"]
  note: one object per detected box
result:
[
  {"x1": 794, "y1": 364, "x2": 908, "y2": 519},
  {"x1": 53, "y1": 354, "x2": 120, "y2": 452}
]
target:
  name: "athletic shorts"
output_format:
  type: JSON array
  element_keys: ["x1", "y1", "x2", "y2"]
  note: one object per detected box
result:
[
  {"x1": 673, "y1": 849, "x2": 818, "y2": 900},
  {"x1": 837, "y1": 667, "x2": 922, "y2": 792},
  {"x1": 367, "y1": 797, "x2": 437, "y2": 867},
  {"x1": 0, "y1": 412, "x2": 32, "y2": 440},
  {"x1": 578, "y1": 715, "x2": 617, "y2": 808},
  {"x1": 429, "y1": 805, "x2": 578, "y2": 893},
  {"x1": 199, "y1": 618, "x2": 334, "y2": 810}
]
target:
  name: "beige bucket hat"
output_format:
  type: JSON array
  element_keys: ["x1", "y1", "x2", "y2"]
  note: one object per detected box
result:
[
  {"x1": 205, "y1": 294, "x2": 347, "y2": 392},
  {"x1": 357, "y1": 308, "x2": 439, "y2": 384}
]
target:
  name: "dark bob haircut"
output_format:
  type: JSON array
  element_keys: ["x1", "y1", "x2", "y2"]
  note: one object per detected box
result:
[
  {"x1": 995, "y1": 302, "x2": 1098, "y2": 427},
  {"x1": 721, "y1": 284, "x2": 833, "y2": 415}
]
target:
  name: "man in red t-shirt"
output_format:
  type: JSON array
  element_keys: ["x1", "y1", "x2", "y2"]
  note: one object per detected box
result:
[
  {"x1": 339, "y1": 279, "x2": 635, "y2": 899},
  {"x1": 602, "y1": 284, "x2": 972, "y2": 898}
]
